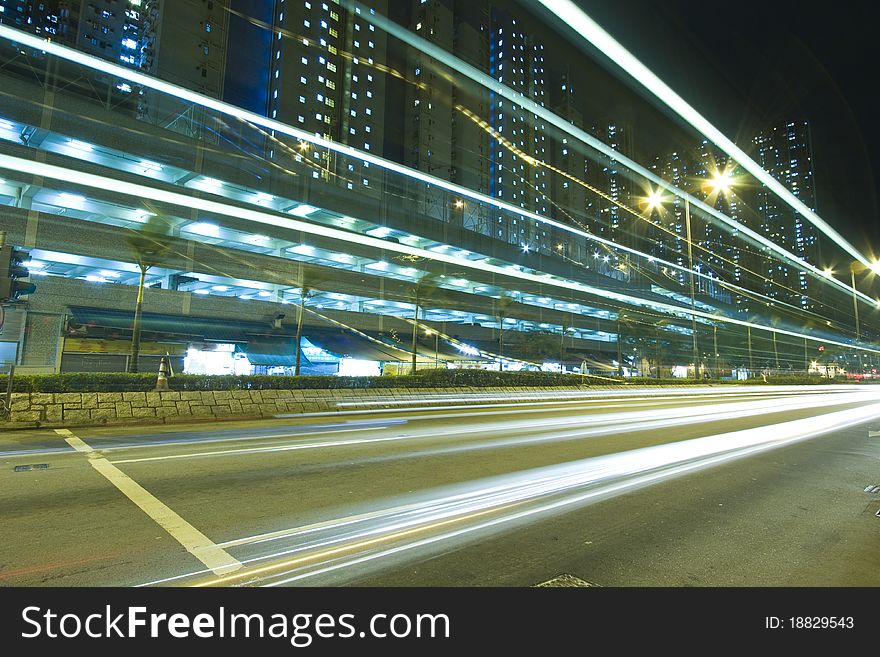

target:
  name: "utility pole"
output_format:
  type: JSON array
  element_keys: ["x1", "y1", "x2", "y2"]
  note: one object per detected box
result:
[
  {"x1": 713, "y1": 323, "x2": 719, "y2": 378},
  {"x1": 685, "y1": 199, "x2": 699, "y2": 380}
]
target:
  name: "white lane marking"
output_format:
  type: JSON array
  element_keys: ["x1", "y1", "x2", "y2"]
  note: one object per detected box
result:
[{"x1": 55, "y1": 428, "x2": 241, "y2": 576}]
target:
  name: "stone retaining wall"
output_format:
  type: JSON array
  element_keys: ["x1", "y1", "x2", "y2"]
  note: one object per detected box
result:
[{"x1": 0, "y1": 386, "x2": 601, "y2": 429}]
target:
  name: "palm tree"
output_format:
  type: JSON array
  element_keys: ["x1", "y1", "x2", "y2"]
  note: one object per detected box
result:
[
  {"x1": 559, "y1": 323, "x2": 569, "y2": 369},
  {"x1": 124, "y1": 212, "x2": 173, "y2": 373},
  {"x1": 616, "y1": 312, "x2": 630, "y2": 377},
  {"x1": 652, "y1": 319, "x2": 670, "y2": 379},
  {"x1": 496, "y1": 294, "x2": 515, "y2": 369},
  {"x1": 293, "y1": 269, "x2": 326, "y2": 376},
  {"x1": 408, "y1": 274, "x2": 442, "y2": 375},
  {"x1": 511, "y1": 329, "x2": 559, "y2": 362}
]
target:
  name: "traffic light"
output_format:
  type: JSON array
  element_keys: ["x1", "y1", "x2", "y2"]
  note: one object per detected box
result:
[{"x1": 0, "y1": 245, "x2": 36, "y2": 302}]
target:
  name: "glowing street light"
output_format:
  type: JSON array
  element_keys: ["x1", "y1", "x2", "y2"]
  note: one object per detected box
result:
[
  {"x1": 646, "y1": 189, "x2": 665, "y2": 210},
  {"x1": 848, "y1": 260, "x2": 879, "y2": 341},
  {"x1": 646, "y1": 174, "x2": 734, "y2": 381},
  {"x1": 708, "y1": 169, "x2": 734, "y2": 196}
]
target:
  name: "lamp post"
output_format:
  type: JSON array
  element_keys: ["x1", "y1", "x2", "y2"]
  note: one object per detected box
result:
[
  {"x1": 654, "y1": 323, "x2": 662, "y2": 379},
  {"x1": 684, "y1": 197, "x2": 700, "y2": 380},
  {"x1": 846, "y1": 261, "x2": 877, "y2": 342},
  {"x1": 850, "y1": 263, "x2": 861, "y2": 342},
  {"x1": 616, "y1": 313, "x2": 623, "y2": 377},
  {"x1": 747, "y1": 324, "x2": 754, "y2": 373},
  {"x1": 713, "y1": 322, "x2": 719, "y2": 379},
  {"x1": 425, "y1": 329, "x2": 439, "y2": 369},
  {"x1": 646, "y1": 174, "x2": 736, "y2": 382}
]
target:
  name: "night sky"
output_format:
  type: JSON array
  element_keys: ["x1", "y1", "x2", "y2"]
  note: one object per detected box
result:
[{"x1": 552, "y1": 0, "x2": 880, "y2": 253}]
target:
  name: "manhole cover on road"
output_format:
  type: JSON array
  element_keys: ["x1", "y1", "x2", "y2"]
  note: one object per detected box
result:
[
  {"x1": 534, "y1": 574, "x2": 600, "y2": 587},
  {"x1": 13, "y1": 464, "x2": 49, "y2": 472}
]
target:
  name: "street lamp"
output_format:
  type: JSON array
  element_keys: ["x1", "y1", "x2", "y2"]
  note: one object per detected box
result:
[
  {"x1": 846, "y1": 261, "x2": 880, "y2": 342},
  {"x1": 425, "y1": 328, "x2": 439, "y2": 368},
  {"x1": 646, "y1": 174, "x2": 736, "y2": 381}
]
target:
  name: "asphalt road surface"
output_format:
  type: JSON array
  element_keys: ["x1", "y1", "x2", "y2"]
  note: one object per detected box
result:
[{"x1": 2, "y1": 385, "x2": 879, "y2": 587}]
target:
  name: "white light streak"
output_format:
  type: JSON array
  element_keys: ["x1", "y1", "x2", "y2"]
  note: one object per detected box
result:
[
  {"x1": 534, "y1": 0, "x2": 868, "y2": 267},
  {"x1": 1, "y1": 152, "x2": 877, "y2": 354},
  {"x1": 182, "y1": 395, "x2": 880, "y2": 586},
  {"x1": 0, "y1": 23, "x2": 817, "y2": 308},
  {"x1": 346, "y1": 5, "x2": 873, "y2": 296}
]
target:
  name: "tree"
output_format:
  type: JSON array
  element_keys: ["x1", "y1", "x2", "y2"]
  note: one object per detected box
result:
[
  {"x1": 510, "y1": 329, "x2": 559, "y2": 362},
  {"x1": 293, "y1": 269, "x2": 327, "y2": 376},
  {"x1": 559, "y1": 323, "x2": 569, "y2": 368},
  {"x1": 616, "y1": 312, "x2": 635, "y2": 377},
  {"x1": 408, "y1": 274, "x2": 443, "y2": 375},
  {"x1": 652, "y1": 319, "x2": 671, "y2": 379},
  {"x1": 124, "y1": 212, "x2": 173, "y2": 373},
  {"x1": 496, "y1": 294, "x2": 515, "y2": 368}
]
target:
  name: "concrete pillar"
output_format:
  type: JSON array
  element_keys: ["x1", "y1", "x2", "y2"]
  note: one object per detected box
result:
[{"x1": 20, "y1": 312, "x2": 63, "y2": 374}]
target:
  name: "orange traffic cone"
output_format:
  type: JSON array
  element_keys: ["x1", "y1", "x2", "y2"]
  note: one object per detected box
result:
[{"x1": 155, "y1": 356, "x2": 170, "y2": 391}]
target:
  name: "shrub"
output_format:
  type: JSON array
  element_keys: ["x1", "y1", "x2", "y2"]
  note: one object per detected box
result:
[{"x1": 0, "y1": 370, "x2": 864, "y2": 393}]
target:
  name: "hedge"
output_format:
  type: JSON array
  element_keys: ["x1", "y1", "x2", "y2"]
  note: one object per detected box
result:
[{"x1": 0, "y1": 370, "x2": 861, "y2": 393}]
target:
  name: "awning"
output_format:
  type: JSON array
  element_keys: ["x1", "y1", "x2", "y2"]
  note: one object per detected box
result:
[
  {"x1": 578, "y1": 356, "x2": 617, "y2": 371},
  {"x1": 245, "y1": 339, "x2": 309, "y2": 367},
  {"x1": 68, "y1": 307, "x2": 292, "y2": 342},
  {"x1": 305, "y1": 329, "x2": 416, "y2": 362}
]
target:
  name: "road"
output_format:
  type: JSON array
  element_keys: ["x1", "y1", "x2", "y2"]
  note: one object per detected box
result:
[{"x1": 1, "y1": 384, "x2": 879, "y2": 587}]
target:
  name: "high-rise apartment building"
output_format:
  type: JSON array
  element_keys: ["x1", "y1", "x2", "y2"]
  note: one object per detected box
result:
[
  {"x1": 487, "y1": 7, "x2": 550, "y2": 253},
  {"x1": 754, "y1": 121, "x2": 820, "y2": 310},
  {"x1": 265, "y1": 0, "x2": 387, "y2": 193},
  {"x1": 400, "y1": 0, "x2": 490, "y2": 231}
]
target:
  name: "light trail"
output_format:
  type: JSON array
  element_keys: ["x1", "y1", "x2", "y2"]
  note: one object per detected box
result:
[
  {"x1": 111, "y1": 391, "x2": 854, "y2": 465},
  {"x1": 172, "y1": 396, "x2": 880, "y2": 586},
  {"x1": 534, "y1": 0, "x2": 871, "y2": 268},
  {"x1": 0, "y1": 24, "x2": 871, "y2": 310},
  {"x1": 343, "y1": 3, "x2": 876, "y2": 302},
  {"x1": 1, "y1": 151, "x2": 876, "y2": 354}
]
